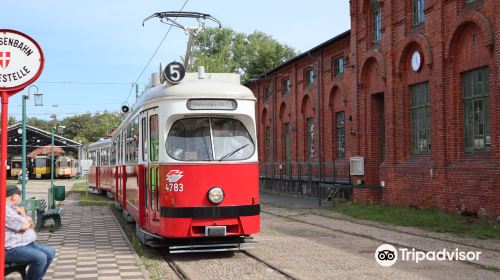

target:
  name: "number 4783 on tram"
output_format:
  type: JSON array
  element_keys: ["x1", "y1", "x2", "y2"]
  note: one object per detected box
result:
[{"x1": 87, "y1": 65, "x2": 260, "y2": 253}]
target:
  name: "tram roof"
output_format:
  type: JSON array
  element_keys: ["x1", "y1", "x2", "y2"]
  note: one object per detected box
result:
[
  {"x1": 87, "y1": 138, "x2": 112, "y2": 149},
  {"x1": 135, "y1": 72, "x2": 256, "y2": 109},
  {"x1": 113, "y1": 72, "x2": 257, "y2": 132}
]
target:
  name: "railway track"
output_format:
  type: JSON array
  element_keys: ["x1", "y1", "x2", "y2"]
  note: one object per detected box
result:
[
  {"x1": 163, "y1": 254, "x2": 191, "y2": 280},
  {"x1": 242, "y1": 251, "x2": 300, "y2": 280},
  {"x1": 160, "y1": 249, "x2": 300, "y2": 280}
]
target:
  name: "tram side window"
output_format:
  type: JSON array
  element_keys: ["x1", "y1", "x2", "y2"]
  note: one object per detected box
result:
[
  {"x1": 126, "y1": 117, "x2": 139, "y2": 163},
  {"x1": 118, "y1": 132, "x2": 123, "y2": 164},
  {"x1": 133, "y1": 116, "x2": 139, "y2": 162},
  {"x1": 142, "y1": 117, "x2": 147, "y2": 161},
  {"x1": 126, "y1": 124, "x2": 132, "y2": 162},
  {"x1": 89, "y1": 151, "x2": 96, "y2": 167},
  {"x1": 111, "y1": 140, "x2": 117, "y2": 165},
  {"x1": 150, "y1": 114, "x2": 159, "y2": 162},
  {"x1": 150, "y1": 168, "x2": 155, "y2": 210},
  {"x1": 101, "y1": 149, "x2": 108, "y2": 166}
]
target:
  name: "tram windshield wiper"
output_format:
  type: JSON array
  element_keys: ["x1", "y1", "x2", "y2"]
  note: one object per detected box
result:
[{"x1": 218, "y1": 144, "x2": 250, "y2": 162}]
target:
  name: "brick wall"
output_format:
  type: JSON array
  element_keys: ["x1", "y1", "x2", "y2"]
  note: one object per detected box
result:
[{"x1": 249, "y1": 0, "x2": 499, "y2": 217}]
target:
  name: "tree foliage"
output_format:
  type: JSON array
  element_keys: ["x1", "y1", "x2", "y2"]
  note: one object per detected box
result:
[
  {"x1": 20, "y1": 112, "x2": 122, "y2": 145},
  {"x1": 189, "y1": 27, "x2": 297, "y2": 82}
]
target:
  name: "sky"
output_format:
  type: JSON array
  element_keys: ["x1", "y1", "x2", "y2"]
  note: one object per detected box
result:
[{"x1": 2, "y1": 0, "x2": 350, "y2": 120}]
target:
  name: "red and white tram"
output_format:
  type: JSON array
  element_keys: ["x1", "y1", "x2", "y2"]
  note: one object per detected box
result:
[{"x1": 88, "y1": 67, "x2": 259, "y2": 252}]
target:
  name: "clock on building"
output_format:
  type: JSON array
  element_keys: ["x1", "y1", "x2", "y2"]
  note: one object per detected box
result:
[{"x1": 411, "y1": 51, "x2": 422, "y2": 72}]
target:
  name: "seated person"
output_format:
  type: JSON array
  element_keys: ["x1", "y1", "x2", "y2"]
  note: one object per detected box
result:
[{"x1": 5, "y1": 185, "x2": 55, "y2": 280}]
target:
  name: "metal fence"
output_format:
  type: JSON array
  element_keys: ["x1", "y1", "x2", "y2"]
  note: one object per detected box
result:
[{"x1": 259, "y1": 161, "x2": 352, "y2": 201}]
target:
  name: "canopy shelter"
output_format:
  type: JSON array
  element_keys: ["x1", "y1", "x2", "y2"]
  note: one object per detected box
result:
[
  {"x1": 27, "y1": 145, "x2": 64, "y2": 158},
  {"x1": 5, "y1": 123, "x2": 82, "y2": 159}
]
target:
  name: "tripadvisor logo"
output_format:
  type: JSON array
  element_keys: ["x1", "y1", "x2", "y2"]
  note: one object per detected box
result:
[
  {"x1": 375, "y1": 244, "x2": 397, "y2": 267},
  {"x1": 375, "y1": 244, "x2": 482, "y2": 267}
]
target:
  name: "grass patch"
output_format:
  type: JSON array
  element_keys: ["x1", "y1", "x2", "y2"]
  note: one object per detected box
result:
[
  {"x1": 71, "y1": 182, "x2": 114, "y2": 206},
  {"x1": 331, "y1": 201, "x2": 500, "y2": 239},
  {"x1": 110, "y1": 206, "x2": 170, "y2": 280}
]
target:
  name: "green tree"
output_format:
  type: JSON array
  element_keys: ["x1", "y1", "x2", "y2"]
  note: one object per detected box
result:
[
  {"x1": 27, "y1": 117, "x2": 52, "y2": 132},
  {"x1": 190, "y1": 27, "x2": 297, "y2": 82},
  {"x1": 8, "y1": 116, "x2": 17, "y2": 126},
  {"x1": 23, "y1": 112, "x2": 122, "y2": 145},
  {"x1": 60, "y1": 112, "x2": 121, "y2": 145}
]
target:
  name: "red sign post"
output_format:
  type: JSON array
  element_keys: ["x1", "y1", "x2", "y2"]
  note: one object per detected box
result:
[{"x1": 0, "y1": 29, "x2": 44, "y2": 278}]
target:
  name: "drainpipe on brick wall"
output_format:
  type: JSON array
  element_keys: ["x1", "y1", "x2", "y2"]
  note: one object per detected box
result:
[
  {"x1": 317, "y1": 55, "x2": 323, "y2": 205},
  {"x1": 271, "y1": 75, "x2": 275, "y2": 181}
]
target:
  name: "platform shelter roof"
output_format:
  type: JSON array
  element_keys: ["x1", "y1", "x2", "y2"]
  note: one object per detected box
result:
[{"x1": 5, "y1": 123, "x2": 82, "y2": 159}]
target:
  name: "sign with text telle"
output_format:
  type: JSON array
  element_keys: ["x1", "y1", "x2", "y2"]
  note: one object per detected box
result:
[{"x1": 0, "y1": 29, "x2": 44, "y2": 91}]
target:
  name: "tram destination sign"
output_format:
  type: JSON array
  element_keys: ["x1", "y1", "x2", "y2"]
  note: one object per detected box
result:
[
  {"x1": 0, "y1": 29, "x2": 44, "y2": 91},
  {"x1": 187, "y1": 99, "x2": 237, "y2": 110}
]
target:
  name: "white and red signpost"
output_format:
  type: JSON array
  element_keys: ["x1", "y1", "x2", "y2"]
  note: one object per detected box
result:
[{"x1": 0, "y1": 29, "x2": 44, "y2": 277}]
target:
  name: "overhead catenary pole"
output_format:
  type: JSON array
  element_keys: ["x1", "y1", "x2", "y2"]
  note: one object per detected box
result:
[
  {"x1": 21, "y1": 94, "x2": 27, "y2": 202},
  {"x1": 50, "y1": 126, "x2": 55, "y2": 209}
]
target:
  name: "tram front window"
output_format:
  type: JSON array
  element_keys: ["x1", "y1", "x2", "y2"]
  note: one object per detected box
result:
[
  {"x1": 58, "y1": 162, "x2": 70, "y2": 168},
  {"x1": 35, "y1": 158, "x2": 47, "y2": 168},
  {"x1": 166, "y1": 118, "x2": 254, "y2": 161}
]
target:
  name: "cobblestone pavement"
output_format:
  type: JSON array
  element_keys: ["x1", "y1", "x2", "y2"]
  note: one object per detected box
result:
[
  {"x1": 5, "y1": 180, "x2": 149, "y2": 280},
  {"x1": 252, "y1": 193, "x2": 500, "y2": 279}
]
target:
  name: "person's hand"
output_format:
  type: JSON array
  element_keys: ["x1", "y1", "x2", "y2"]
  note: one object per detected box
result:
[
  {"x1": 26, "y1": 216, "x2": 35, "y2": 229},
  {"x1": 15, "y1": 206, "x2": 27, "y2": 216}
]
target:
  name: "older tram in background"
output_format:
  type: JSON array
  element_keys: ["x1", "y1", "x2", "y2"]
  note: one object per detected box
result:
[
  {"x1": 88, "y1": 65, "x2": 259, "y2": 252},
  {"x1": 34, "y1": 155, "x2": 51, "y2": 179},
  {"x1": 55, "y1": 155, "x2": 78, "y2": 178},
  {"x1": 9, "y1": 157, "x2": 24, "y2": 178}
]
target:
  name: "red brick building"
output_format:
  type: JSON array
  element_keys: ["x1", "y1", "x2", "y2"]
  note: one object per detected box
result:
[{"x1": 248, "y1": 0, "x2": 499, "y2": 217}]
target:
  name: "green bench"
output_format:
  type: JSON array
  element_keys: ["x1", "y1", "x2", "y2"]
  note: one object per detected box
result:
[
  {"x1": 36, "y1": 199, "x2": 62, "y2": 231},
  {"x1": 4, "y1": 262, "x2": 28, "y2": 279}
]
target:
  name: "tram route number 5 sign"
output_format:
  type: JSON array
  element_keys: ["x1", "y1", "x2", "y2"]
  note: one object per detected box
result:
[
  {"x1": 0, "y1": 29, "x2": 44, "y2": 91},
  {"x1": 163, "y1": 61, "x2": 185, "y2": 84}
]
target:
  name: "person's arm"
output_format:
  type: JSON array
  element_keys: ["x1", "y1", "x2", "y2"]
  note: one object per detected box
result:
[{"x1": 14, "y1": 206, "x2": 32, "y2": 231}]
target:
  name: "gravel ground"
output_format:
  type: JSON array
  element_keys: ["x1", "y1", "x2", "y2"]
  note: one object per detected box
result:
[{"x1": 247, "y1": 205, "x2": 499, "y2": 280}]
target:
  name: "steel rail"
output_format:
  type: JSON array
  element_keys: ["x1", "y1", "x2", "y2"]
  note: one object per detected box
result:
[
  {"x1": 163, "y1": 254, "x2": 191, "y2": 280},
  {"x1": 242, "y1": 251, "x2": 301, "y2": 280}
]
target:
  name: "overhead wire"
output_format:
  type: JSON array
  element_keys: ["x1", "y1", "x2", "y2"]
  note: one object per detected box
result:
[
  {"x1": 125, "y1": 0, "x2": 190, "y2": 103},
  {"x1": 39, "y1": 81, "x2": 146, "y2": 85}
]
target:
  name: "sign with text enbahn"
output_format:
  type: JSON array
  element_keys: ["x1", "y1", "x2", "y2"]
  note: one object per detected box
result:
[{"x1": 0, "y1": 29, "x2": 44, "y2": 91}]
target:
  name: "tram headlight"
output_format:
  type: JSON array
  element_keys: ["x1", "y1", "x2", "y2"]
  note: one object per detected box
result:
[{"x1": 208, "y1": 187, "x2": 224, "y2": 204}]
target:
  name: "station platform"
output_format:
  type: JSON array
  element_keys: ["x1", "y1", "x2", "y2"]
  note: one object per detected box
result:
[{"x1": 6, "y1": 180, "x2": 149, "y2": 280}]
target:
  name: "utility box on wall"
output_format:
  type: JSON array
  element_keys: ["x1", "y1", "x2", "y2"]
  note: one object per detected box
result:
[{"x1": 349, "y1": 157, "x2": 364, "y2": 176}]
